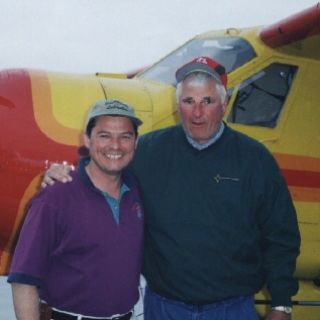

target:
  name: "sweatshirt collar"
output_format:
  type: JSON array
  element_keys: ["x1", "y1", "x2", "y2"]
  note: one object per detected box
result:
[{"x1": 185, "y1": 122, "x2": 225, "y2": 150}]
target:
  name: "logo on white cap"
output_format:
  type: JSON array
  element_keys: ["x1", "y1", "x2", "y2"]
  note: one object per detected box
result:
[{"x1": 196, "y1": 57, "x2": 208, "y2": 64}]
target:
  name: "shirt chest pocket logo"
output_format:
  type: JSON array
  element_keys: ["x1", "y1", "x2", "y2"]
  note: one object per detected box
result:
[{"x1": 213, "y1": 174, "x2": 240, "y2": 183}]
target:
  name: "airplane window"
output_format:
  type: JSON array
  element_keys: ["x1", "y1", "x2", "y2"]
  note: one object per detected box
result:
[
  {"x1": 138, "y1": 37, "x2": 256, "y2": 85},
  {"x1": 227, "y1": 63, "x2": 297, "y2": 128}
]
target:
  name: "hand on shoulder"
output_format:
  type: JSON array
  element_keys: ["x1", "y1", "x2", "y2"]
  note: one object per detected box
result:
[{"x1": 41, "y1": 162, "x2": 75, "y2": 188}]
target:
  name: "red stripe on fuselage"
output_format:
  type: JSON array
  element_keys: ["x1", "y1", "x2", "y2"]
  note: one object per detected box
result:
[
  {"x1": 282, "y1": 169, "x2": 320, "y2": 189},
  {"x1": 0, "y1": 69, "x2": 78, "y2": 273}
]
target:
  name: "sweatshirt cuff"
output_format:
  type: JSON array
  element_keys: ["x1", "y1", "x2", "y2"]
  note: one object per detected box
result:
[{"x1": 270, "y1": 290, "x2": 293, "y2": 307}]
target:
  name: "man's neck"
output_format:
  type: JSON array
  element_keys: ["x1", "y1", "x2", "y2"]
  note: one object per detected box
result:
[
  {"x1": 185, "y1": 122, "x2": 225, "y2": 150},
  {"x1": 85, "y1": 163, "x2": 121, "y2": 199}
]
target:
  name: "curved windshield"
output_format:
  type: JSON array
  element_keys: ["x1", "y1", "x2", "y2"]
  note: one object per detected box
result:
[{"x1": 138, "y1": 37, "x2": 256, "y2": 86}]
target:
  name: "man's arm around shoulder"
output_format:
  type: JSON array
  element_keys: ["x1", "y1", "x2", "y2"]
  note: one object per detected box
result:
[{"x1": 11, "y1": 283, "x2": 40, "y2": 320}]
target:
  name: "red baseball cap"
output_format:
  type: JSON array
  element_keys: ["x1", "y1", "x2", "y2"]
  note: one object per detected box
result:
[{"x1": 175, "y1": 56, "x2": 227, "y2": 88}]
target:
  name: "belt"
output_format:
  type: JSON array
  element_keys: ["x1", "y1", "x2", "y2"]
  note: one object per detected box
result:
[{"x1": 51, "y1": 310, "x2": 132, "y2": 320}]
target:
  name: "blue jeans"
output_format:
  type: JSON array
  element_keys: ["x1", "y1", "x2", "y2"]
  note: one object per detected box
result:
[{"x1": 144, "y1": 287, "x2": 259, "y2": 320}]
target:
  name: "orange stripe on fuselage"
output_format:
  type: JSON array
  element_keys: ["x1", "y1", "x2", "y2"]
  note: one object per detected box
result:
[
  {"x1": 0, "y1": 70, "x2": 79, "y2": 274},
  {"x1": 274, "y1": 153, "x2": 320, "y2": 172},
  {"x1": 289, "y1": 186, "x2": 320, "y2": 202},
  {"x1": 274, "y1": 153, "x2": 320, "y2": 202},
  {"x1": 31, "y1": 72, "x2": 82, "y2": 145}
]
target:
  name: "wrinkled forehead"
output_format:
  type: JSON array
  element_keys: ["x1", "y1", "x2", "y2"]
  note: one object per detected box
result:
[{"x1": 180, "y1": 78, "x2": 219, "y2": 96}]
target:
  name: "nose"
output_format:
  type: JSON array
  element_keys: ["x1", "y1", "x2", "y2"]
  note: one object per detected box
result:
[
  {"x1": 192, "y1": 101, "x2": 204, "y2": 118},
  {"x1": 109, "y1": 137, "x2": 121, "y2": 149}
]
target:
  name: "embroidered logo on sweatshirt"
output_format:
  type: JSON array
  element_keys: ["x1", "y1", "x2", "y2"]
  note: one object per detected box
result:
[
  {"x1": 132, "y1": 202, "x2": 144, "y2": 220},
  {"x1": 213, "y1": 174, "x2": 239, "y2": 183}
]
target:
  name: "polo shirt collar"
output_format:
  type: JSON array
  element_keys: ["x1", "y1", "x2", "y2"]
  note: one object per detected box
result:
[{"x1": 78, "y1": 157, "x2": 130, "y2": 192}]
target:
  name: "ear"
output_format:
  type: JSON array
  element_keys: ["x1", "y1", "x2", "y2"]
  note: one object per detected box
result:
[
  {"x1": 221, "y1": 97, "x2": 229, "y2": 114},
  {"x1": 176, "y1": 102, "x2": 182, "y2": 116},
  {"x1": 83, "y1": 133, "x2": 90, "y2": 149}
]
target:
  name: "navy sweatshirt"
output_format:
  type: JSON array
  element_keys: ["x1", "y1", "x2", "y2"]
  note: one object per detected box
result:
[{"x1": 132, "y1": 124, "x2": 300, "y2": 306}]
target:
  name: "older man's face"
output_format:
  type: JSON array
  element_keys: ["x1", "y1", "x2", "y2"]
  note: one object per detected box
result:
[{"x1": 177, "y1": 79, "x2": 227, "y2": 145}]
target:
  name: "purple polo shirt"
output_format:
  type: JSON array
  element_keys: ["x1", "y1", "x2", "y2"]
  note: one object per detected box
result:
[{"x1": 8, "y1": 157, "x2": 144, "y2": 317}]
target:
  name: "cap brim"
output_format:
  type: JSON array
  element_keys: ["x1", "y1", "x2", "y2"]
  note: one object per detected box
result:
[
  {"x1": 86, "y1": 111, "x2": 143, "y2": 127},
  {"x1": 129, "y1": 116, "x2": 143, "y2": 126}
]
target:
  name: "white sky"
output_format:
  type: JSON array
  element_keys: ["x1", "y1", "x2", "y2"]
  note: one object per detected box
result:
[{"x1": 0, "y1": 0, "x2": 317, "y2": 74}]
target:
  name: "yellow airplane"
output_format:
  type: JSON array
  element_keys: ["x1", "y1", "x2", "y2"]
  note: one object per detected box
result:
[{"x1": 0, "y1": 3, "x2": 319, "y2": 319}]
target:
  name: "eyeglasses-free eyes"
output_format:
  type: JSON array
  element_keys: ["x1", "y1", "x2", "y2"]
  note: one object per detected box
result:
[{"x1": 180, "y1": 96, "x2": 216, "y2": 107}]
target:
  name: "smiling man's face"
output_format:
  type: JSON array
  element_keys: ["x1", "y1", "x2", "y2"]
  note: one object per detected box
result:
[{"x1": 84, "y1": 115, "x2": 137, "y2": 177}]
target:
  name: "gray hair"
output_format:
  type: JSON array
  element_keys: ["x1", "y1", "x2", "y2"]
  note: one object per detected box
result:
[{"x1": 176, "y1": 72, "x2": 227, "y2": 103}]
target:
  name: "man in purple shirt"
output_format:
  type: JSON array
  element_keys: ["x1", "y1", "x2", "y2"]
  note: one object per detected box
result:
[{"x1": 8, "y1": 100, "x2": 144, "y2": 320}]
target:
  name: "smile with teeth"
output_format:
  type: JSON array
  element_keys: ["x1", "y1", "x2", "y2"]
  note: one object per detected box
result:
[{"x1": 105, "y1": 153, "x2": 122, "y2": 160}]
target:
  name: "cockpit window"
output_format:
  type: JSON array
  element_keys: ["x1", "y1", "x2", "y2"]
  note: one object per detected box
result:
[
  {"x1": 227, "y1": 63, "x2": 297, "y2": 128},
  {"x1": 138, "y1": 37, "x2": 256, "y2": 85}
]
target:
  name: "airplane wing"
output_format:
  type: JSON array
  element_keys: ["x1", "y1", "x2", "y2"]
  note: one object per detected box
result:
[{"x1": 260, "y1": 3, "x2": 320, "y2": 59}]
